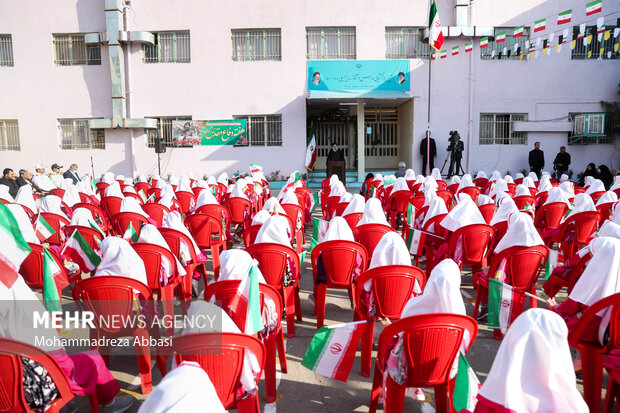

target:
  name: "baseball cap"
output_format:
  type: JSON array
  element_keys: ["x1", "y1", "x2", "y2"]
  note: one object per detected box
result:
[
  {"x1": 51, "y1": 163, "x2": 63, "y2": 170},
  {"x1": 35, "y1": 163, "x2": 44, "y2": 169}
]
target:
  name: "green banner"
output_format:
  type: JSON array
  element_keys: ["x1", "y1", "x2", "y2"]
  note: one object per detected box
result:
[{"x1": 172, "y1": 120, "x2": 247, "y2": 146}]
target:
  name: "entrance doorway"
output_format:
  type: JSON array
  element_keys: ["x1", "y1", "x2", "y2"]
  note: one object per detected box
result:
[{"x1": 364, "y1": 107, "x2": 399, "y2": 169}]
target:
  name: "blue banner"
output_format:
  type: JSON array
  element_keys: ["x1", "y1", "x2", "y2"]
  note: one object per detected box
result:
[{"x1": 307, "y1": 60, "x2": 410, "y2": 91}]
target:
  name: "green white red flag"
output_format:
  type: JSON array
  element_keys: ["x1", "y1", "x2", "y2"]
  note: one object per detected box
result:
[
  {"x1": 61, "y1": 229, "x2": 101, "y2": 273},
  {"x1": 465, "y1": 42, "x2": 473, "y2": 52},
  {"x1": 43, "y1": 247, "x2": 66, "y2": 312},
  {"x1": 310, "y1": 218, "x2": 329, "y2": 251},
  {"x1": 301, "y1": 321, "x2": 366, "y2": 382},
  {"x1": 534, "y1": 18, "x2": 546, "y2": 33},
  {"x1": 229, "y1": 263, "x2": 264, "y2": 335},
  {"x1": 453, "y1": 352, "x2": 480, "y2": 411},
  {"x1": 513, "y1": 26, "x2": 524, "y2": 38},
  {"x1": 249, "y1": 163, "x2": 263, "y2": 174},
  {"x1": 428, "y1": 0, "x2": 444, "y2": 51},
  {"x1": 557, "y1": 9, "x2": 572, "y2": 24},
  {"x1": 34, "y1": 214, "x2": 56, "y2": 242},
  {"x1": 123, "y1": 222, "x2": 139, "y2": 243},
  {"x1": 495, "y1": 32, "x2": 506, "y2": 43},
  {"x1": 305, "y1": 125, "x2": 318, "y2": 171},
  {"x1": 488, "y1": 278, "x2": 519, "y2": 334},
  {"x1": 480, "y1": 37, "x2": 489, "y2": 48},
  {"x1": 0, "y1": 203, "x2": 32, "y2": 288},
  {"x1": 406, "y1": 228, "x2": 423, "y2": 255},
  {"x1": 585, "y1": 0, "x2": 602, "y2": 16}
]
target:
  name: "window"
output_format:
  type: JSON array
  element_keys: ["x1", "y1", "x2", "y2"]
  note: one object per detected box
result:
[
  {"x1": 146, "y1": 116, "x2": 192, "y2": 148},
  {"x1": 568, "y1": 113, "x2": 612, "y2": 144},
  {"x1": 479, "y1": 113, "x2": 528, "y2": 145},
  {"x1": 571, "y1": 25, "x2": 618, "y2": 60},
  {"x1": 53, "y1": 34, "x2": 101, "y2": 66},
  {"x1": 306, "y1": 27, "x2": 356, "y2": 60},
  {"x1": 385, "y1": 27, "x2": 432, "y2": 59},
  {"x1": 143, "y1": 31, "x2": 191, "y2": 63},
  {"x1": 58, "y1": 119, "x2": 105, "y2": 149},
  {"x1": 0, "y1": 35, "x2": 14, "y2": 66},
  {"x1": 481, "y1": 27, "x2": 530, "y2": 60},
  {"x1": 0, "y1": 120, "x2": 20, "y2": 151},
  {"x1": 233, "y1": 115, "x2": 282, "y2": 146},
  {"x1": 231, "y1": 29, "x2": 281, "y2": 61}
]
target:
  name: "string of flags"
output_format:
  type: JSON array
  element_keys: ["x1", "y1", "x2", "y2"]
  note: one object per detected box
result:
[{"x1": 432, "y1": 0, "x2": 620, "y2": 61}]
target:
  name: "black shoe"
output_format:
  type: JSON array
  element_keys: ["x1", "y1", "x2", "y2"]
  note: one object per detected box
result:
[{"x1": 477, "y1": 306, "x2": 488, "y2": 321}]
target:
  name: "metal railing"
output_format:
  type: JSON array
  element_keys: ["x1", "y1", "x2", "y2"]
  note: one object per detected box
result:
[
  {"x1": 0, "y1": 120, "x2": 20, "y2": 151},
  {"x1": 146, "y1": 116, "x2": 192, "y2": 147},
  {"x1": 385, "y1": 27, "x2": 432, "y2": 59},
  {"x1": 232, "y1": 29, "x2": 281, "y2": 61},
  {"x1": 481, "y1": 28, "x2": 530, "y2": 60},
  {"x1": 306, "y1": 27, "x2": 356, "y2": 60},
  {"x1": 0, "y1": 35, "x2": 14, "y2": 66},
  {"x1": 143, "y1": 32, "x2": 191, "y2": 64},
  {"x1": 572, "y1": 26, "x2": 618, "y2": 60},
  {"x1": 234, "y1": 115, "x2": 282, "y2": 147},
  {"x1": 53, "y1": 34, "x2": 101, "y2": 66},
  {"x1": 479, "y1": 113, "x2": 527, "y2": 145},
  {"x1": 58, "y1": 119, "x2": 105, "y2": 150}
]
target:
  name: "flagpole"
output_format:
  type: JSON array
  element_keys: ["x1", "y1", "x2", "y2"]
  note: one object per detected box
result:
[{"x1": 426, "y1": 53, "x2": 432, "y2": 177}]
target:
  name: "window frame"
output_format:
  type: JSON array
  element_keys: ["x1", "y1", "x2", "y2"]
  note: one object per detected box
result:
[
  {"x1": 385, "y1": 27, "x2": 432, "y2": 59},
  {"x1": 479, "y1": 113, "x2": 528, "y2": 145},
  {"x1": 57, "y1": 118, "x2": 105, "y2": 150},
  {"x1": 142, "y1": 31, "x2": 191, "y2": 64},
  {"x1": 0, "y1": 34, "x2": 14, "y2": 67},
  {"x1": 0, "y1": 119, "x2": 20, "y2": 151},
  {"x1": 232, "y1": 114, "x2": 282, "y2": 147},
  {"x1": 306, "y1": 27, "x2": 356, "y2": 60},
  {"x1": 231, "y1": 29, "x2": 282, "y2": 61},
  {"x1": 53, "y1": 33, "x2": 101, "y2": 66},
  {"x1": 568, "y1": 112, "x2": 612, "y2": 144},
  {"x1": 146, "y1": 116, "x2": 193, "y2": 148}
]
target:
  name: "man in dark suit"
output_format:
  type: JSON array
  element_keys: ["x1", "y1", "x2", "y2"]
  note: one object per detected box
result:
[
  {"x1": 528, "y1": 141, "x2": 545, "y2": 179},
  {"x1": 17, "y1": 169, "x2": 47, "y2": 196},
  {"x1": 419, "y1": 132, "x2": 437, "y2": 176},
  {"x1": 63, "y1": 163, "x2": 80, "y2": 184},
  {"x1": 326, "y1": 143, "x2": 346, "y2": 181},
  {"x1": 0, "y1": 168, "x2": 20, "y2": 198}
]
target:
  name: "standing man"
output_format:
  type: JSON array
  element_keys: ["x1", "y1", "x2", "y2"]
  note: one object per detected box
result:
[
  {"x1": 419, "y1": 131, "x2": 437, "y2": 176},
  {"x1": 528, "y1": 141, "x2": 545, "y2": 179},
  {"x1": 553, "y1": 146, "x2": 571, "y2": 178},
  {"x1": 0, "y1": 168, "x2": 20, "y2": 198},
  {"x1": 326, "y1": 142, "x2": 346, "y2": 181},
  {"x1": 446, "y1": 131, "x2": 464, "y2": 178},
  {"x1": 64, "y1": 163, "x2": 80, "y2": 184},
  {"x1": 49, "y1": 163, "x2": 64, "y2": 188}
]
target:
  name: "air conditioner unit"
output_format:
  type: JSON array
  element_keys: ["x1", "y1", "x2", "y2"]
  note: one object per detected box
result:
[{"x1": 573, "y1": 114, "x2": 605, "y2": 136}]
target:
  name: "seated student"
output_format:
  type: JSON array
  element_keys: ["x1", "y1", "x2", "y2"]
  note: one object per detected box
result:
[
  {"x1": 104, "y1": 182, "x2": 125, "y2": 199},
  {"x1": 472, "y1": 309, "x2": 588, "y2": 413},
  {"x1": 255, "y1": 215, "x2": 292, "y2": 247},
  {"x1": 542, "y1": 193, "x2": 596, "y2": 243},
  {"x1": 489, "y1": 198, "x2": 519, "y2": 227},
  {"x1": 217, "y1": 249, "x2": 266, "y2": 283},
  {"x1": 356, "y1": 198, "x2": 389, "y2": 227},
  {"x1": 263, "y1": 196, "x2": 286, "y2": 215},
  {"x1": 404, "y1": 169, "x2": 416, "y2": 182},
  {"x1": 120, "y1": 196, "x2": 151, "y2": 221},
  {"x1": 456, "y1": 174, "x2": 475, "y2": 193},
  {"x1": 161, "y1": 211, "x2": 207, "y2": 285},
  {"x1": 159, "y1": 185, "x2": 179, "y2": 211},
  {"x1": 14, "y1": 185, "x2": 38, "y2": 215},
  {"x1": 195, "y1": 188, "x2": 218, "y2": 209},
  {"x1": 6, "y1": 204, "x2": 39, "y2": 244},
  {"x1": 39, "y1": 195, "x2": 69, "y2": 220},
  {"x1": 95, "y1": 237, "x2": 148, "y2": 286},
  {"x1": 70, "y1": 207, "x2": 104, "y2": 234},
  {"x1": 342, "y1": 194, "x2": 365, "y2": 217},
  {"x1": 360, "y1": 172, "x2": 375, "y2": 197},
  {"x1": 250, "y1": 210, "x2": 271, "y2": 226},
  {"x1": 62, "y1": 185, "x2": 81, "y2": 208},
  {"x1": 137, "y1": 224, "x2": 187, "y2": 286}
]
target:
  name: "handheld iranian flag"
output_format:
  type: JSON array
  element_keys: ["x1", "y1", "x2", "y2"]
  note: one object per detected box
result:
[
  {"x1": 43, "y1": 247, "x2": 66, "y2": 312},
  {"x1": 406, "y1": 228, "x2": 423, "y2": 255},
  {"x1": 310, "y1": 191, "x2": 320, "y2": 213},
  {"x1": 249, "y1": 163, "x2": 263, "y2": 175},
  {"x1": 544, "y1": 249, "x2": 560, "y2": 280},
  {"x1": 557, "y1": 9, "x2": 572, "y2": 25},
  {"x1": 452, "y1": 352, "x2": 480, "y2": 412},
  {"x1": 586, "y1": 0, "x2": 602, "y2": 16},
  {"x1": 534, "y1": 18, "x2": 546, "y2": 33},
  {"x1": 229, "y1": 263, "x2": 264, "y2": 335},
  {"x1": 452, "y1": 46, "x2": 459, "y2": 56},
  {"x1": 302, "y1": 321, "x2": 365, "y2": 382},
  {"x1": 495, "y1": 32, "x2": 506, "y2": 43},
  {"x1": 0, "y1": 203, "x2": 32, "y2": 288},
  {"x1": 305, "y1": 125, "x2": 318, "y2": 171},
  {"x1": 428, "y1": 0, "x2": 444, "y2": 51},
  {"x1": 480, "y1": 37, "x2": 489, "y2": 48},
  {"x1": 61, "y1": 229, "x2": 101, "y2": 273},
  {"x1": 123, "y1": 222, "x2": 139, "y2": 243},
  {"x1": 34, "y1": 214, "x2": 56, "y2": 242},
  {"x1": 138, "y1": 189, "x2": 148, "y2": 203},
  {"x1": 465, "y1": 42, "x2": 473, "y2": 52},
  {"x1": 310, "y1": 218, "x2": 329, "y2": 252},
  {"x1": 488, "y1": 278, "x2": 520, "y2": 334},
  {"x1": 283, "y1": 172, "x2": 302, "y2": 192},
  {"x1": 513, "y1": 26, "x2": 524, "y2": 38}
]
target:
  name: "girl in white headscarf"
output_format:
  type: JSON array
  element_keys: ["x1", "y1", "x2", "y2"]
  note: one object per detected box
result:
[
  {"x1": 477, "y1": 195, "x2": 494, "y2": 206},
  {"x1": 489, "y1": 170, "x2": 502, "y2": 182},
  {"x1": 513, "y1": 184, "x2": 531, "y2": 198},
  {"x1": 342, "y1": 194, "x2": 365, "y2": 217},
  {"x1": 195, "y1": 188, "x2": 218, "y2": 208},
  {"x1": 490, "y1": 198, "x2": 519, "y2": 226},
  {"x1": 159, "y1": 185, "x2": 178, "y2": 209},
  {"x1": 263, "y1": 197, "x2": 286, "y2": 215},
  {"x1": 102, "y1": 172, "x2": 115, "y2": 185},
  {"x1": 322, "y1": 216, "x2": 354, "y2": 243},
  {"x1": 137, "y1": 224, "x2": 187, "y2": 285},
  {"x1": 475, "y1": 309, "x2": 588, "y2": 413},
  {"x1": 6, "y1": 204, "x2": 39, "y2": 244},
  {"x1": 488, "y1": 179, "x2": 509, "y2": 199},
  {"x1": 390, "y1": 177, "x2": 409, "y2": 195},
  {"x1": 611, "y1": 176, "x2": 620, "y2": 192},
  {"x1": 177, "y1": 177, "x2": 193, "y2": 194},
  {"x1": 80, "y1": 176, "x2": 98, "y2": 199},
  {"x1": 15, "y1": 185, "x2": 37, "y2": 214},
  {"x1": 39, "y1": 195, "x2": 69, "y2": 220},
  {"x1": 254, "y1": 215, "x2": 291, "y2": 246},
  {"x1": 456, "y1": 174, "x2": 475, "y2": 193},
  {"x1": 440, "y1": 194, "x2": 485, "y2": 233},
  {"x1": 329, "y1": 180, "x2": 347, "y2": 198},
  {"x1": 431, "y1": 168, "x2": 442, "y2": 182},
  {"x1": 281, "y1": 190, "x2": 299, "y2": 206},
  {"x1": 566, "y1": 193, "x2": 596, "y2": 219},
  {"x1": 475, "y1": 171, "x2": 488, "y2": 180},
  {"x1": 449, "y1": 175, "x2": 461, "y2": 185},
  {"x1": 543, "y1": 187, "x2": 571, "y2": 208},
  {"x1": 70, "y1": 207, "x2": 104, "y2": 235},
  {"x1": 229, "y1": 182, "x2": 249, "y2": 200},
  {"x1": 596, "y1": 190, "x2": 618, "y2": 207},
  {"x1": 357, "y1": 198, "x2": 389, "y2": 227},
  {"x1": 527, "y1": 171, "x2": 539, "y2": 182},
  {"x1": 0, "y1": 185, "x2": 14, "y2": 203},
  {"x1": 217, "y1": 173, "x2": 229, "y2": 186},
  {"x1": 162, "y1": 211, "x2": 203, "y2": 258},
  {"x1": 494, "y1": 213, "x2": 544, "y2": 254},
  {"x1": 537, "y1": 175, "x2": 553, "y2": 193},
  {"x1": 104, "y1": 181, "x2": 124, "y2": 199},
  {"x1": 404, "y1": 169, "x2": 416, "y2": 181},
  {"x1": 120, "y1": 196, "x2": 150, "y2": 219},
  {"x1": 251, "y1": 210, "x2": 271, "y2": 226},
  {"x1": 368, "y1": 232, "x2": 412, "y2": 271},
  {"x1": 522, "y1": 176, "x2": 536, "y2": 188},
  {"x1": 503, "y1": 175, "x2": 514, "y2": 184},
  {"x1": 95, "y1": 237, "x2": 148, "y2": 286},
  {"x1": 585, "y1": 179, "x2": 606, "y2": 195}
]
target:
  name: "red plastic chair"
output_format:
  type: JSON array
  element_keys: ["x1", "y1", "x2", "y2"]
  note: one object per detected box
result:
[
  {"x1": 413, "y1": 213, "x2": 449, "y2": 275},
  {"x1": 246, "y1": 242, "x2": 302, "y2": 338},
  {"x1": 387, "y1": 192, "x2": 413, "y2": 231},
  {"x1": 38, "y1": 212, "x2": 70, "y2": 246},
  {"x1": 574, "y1": 186, "x2": 586, "y2": 195},
  {"x1": 568, "y1": 292, "x2": 620, "y2": 413},
  {"x1": 545, "y1": 211, "x2": 601, "y2": 258},
  {"x1": 369, "y1": 314, "x2": 478, "y2": 413},
  {"x1": 204, "y1": 281, "x2": 286, "y2": 403},
  {"x1": 185, "y1": 213, "x2": 226, "y2": 279},
  {"x1": 514, "y1": 177, "x2": 523, "y2": 185},
  {"x1": 353, "y1": 223, "x2": 394, "y2": 258},
  {"x1": 100, "y1": 196, "x2": 122, "y2": 219},
  {"x1": 534, "y1": 191, "x2": 549, "y2": 207},
  {"x1": 473, "y1": 177, "x2": 488, "y2": 189},
  {"x1": 456, "y1": 186, "x2": 480, "y2": 203},
  {"x1": 282, "y1": 203, "x2": 306, "y2": 253},
  {"x1": 436, "y1": 190, "x2": 454, "y2": 210},
  {"x1": 175, "y1": 191, "x2": 197, "y2": 214},
  {"x1": 343, "y1": 212, "x2": 363, "y2": 231},
  {"x1": 110, "y1": 212, "x2": 149, "y2": 237},
  {"x1": 171, "y1": 332, "x2": 265, "y2": 412},
  {"x1": 19, "y1": 243, "x2": 72, "y2": 294},
  {"x1": 134, "y1": 181, "x2": 150, "y2": 194},
  {"x1": 506, "y1": 183, "x2": 517, "y2": 197},
  {"x1": 589, "y1": 191, "x2": 606, "y2": 202},
  {"x1": 72, "y1": 275, "x2": 162, "y2": 394},
  {"x1": 544, "y1": 250, "x2": 590, "y2": 299},
  {"x1": 225, "y1": 197, "x2": 252, "y2": 228},
  {"x1": 0, "y1": 337, "x2": 85, "y2": 413},
  {"x1": 513, "y1": 195, "x2": 536, "y2": 211},
  {"x1": 478, "y1": 203, "x2": 495, "y2": 224},
  {"x1": 446, "y1": 183, "x2": 459, "y2": 195},
  {"x1": 324, "y1": 196, "x2": 341, "y2": 220},
  {"x1": 141, "y1": 203, "x2": 170, "y2": 227},
  {"x1": 311, "y1": 240, "x2": 368, "y2": 329},
  {"x1": 70, "y1": 202, "x2": 109, "y2": 233},
  {"x1": 447, "y1": 224, "x2": 496, "y2": 273},
  {"x1": 354, "y1": 265, "x2": 427, "y2": 377},
  {"x1": 78, "y1": 192, "x2": 98, "y2": 205},
  {"x1": 533, "y1": 202, "x2": 569, "y2": 235},
  {"x1": 436, "y1": 180, "x2": 448, "y2": 191},
  {"x1": 49, "y1": 188, "x2": 65, "y2": 198},
  {"x1": 491, "y1": 221, "x2": 508, "y2": 249},
  {"x1": 242, "y1": 224, "x2": 262, "y2": 247},
  {"x1": 95, "y1": 181, "x2": 109, "y2": 191},
  {"x1": 334, "y1": 202, "x2": 349, "y2": 217},
  {"x1": 597, "y1": 202, "x2": 615, "y2": 224},
  {"x1": 123, "y1": 191, "x2": 144, "y2": 204},
  {"x1": 146, "y1": 187, "x2": 161, "y2": 199},
  {"x1": 195, "y1": 204, "x2": 231, "y2": 235}
]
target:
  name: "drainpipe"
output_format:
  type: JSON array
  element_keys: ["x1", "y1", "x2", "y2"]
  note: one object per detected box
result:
[
  {"x1": 123, "y1": 2, "x2": 136, "y2": 177},
  {"x1": 466, "y1": 0, "x2": 474, "y2": 174}
]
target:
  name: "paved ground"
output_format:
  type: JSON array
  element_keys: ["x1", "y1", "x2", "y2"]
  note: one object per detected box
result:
[{"x1": 58, "y1": 202, "x2": 602, "y2": 413}]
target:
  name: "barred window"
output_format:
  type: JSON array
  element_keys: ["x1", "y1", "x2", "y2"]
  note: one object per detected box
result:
[
  {"x1": 53, "y1": 34, "x2": 101, "y2": 66},
  {"x1": 385, "y1": 27, "x2": 432, "y2": 59},
  {"x1": 146, "y1": 116, "x2": 192, "y2": 148},
  {"x1": 58, "y1": 119, "x2": 105, "y2": 150},
  {"x1": 481, "y1": 27, "x2": 530, "y2": 60},
  {"x1": 232, "y1": 29, "x2": 281, "y2": 61},
  {"x1": 571, "y1": 26, "x2": 618, "y2": 60},
  {"x1": 233, "y1": 115, "x2": 282, "y2": 147},
  {"x1": 306, "y1": 27, "x2": 356, "y2": 60},
  {"x1": 479, "y1": 113, "x2": 528, "y2": 145},
  {"x1": 568, "y1": 113, "x2": 613, "y2": 144},
  {"x1": 143, "y1": 31, "x2": 191, "y2": 63},
  {"x1": 0, "y1": 120, "x2": 20, "y2": 151},
  {"x1": 0, "y1": 35, "x2": 14, "y2": 67}
]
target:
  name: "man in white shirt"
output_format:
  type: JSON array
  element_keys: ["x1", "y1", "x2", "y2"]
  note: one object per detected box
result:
[
  {"x1": 48, "y1": 163, "x2": 64, "y2": 188},
  {"x1": 31, "y1": 164, "x2": 56, "y2": 191}
]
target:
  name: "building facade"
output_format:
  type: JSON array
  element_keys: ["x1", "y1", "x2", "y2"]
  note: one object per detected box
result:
[{"x1": 0, "y1": 0, "x2": 618, "y2": 181}]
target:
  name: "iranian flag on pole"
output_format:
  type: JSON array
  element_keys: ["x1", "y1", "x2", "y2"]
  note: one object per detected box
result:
[
  {"x1": 310, "y1": 218, "x2": 329, "y2": 251},
  {"x1": 301, "y1": 321, "x2": 365, "y2": 382},
  {"x1": 0, "y1": 203, "x2": 32, "y2": 288},
  {"x1": 586, "y1": 0, "x2": 602, "y2": 16},
  {"x1": 465, "y1": 42, "x2": 473, "y2": 52},
  {"x1": 513, "y1": 26, "x2": 524, "y2": 38},
  {"x1": 406, "y1": 228, "x2": 423, "y2": 255},
  {"x1": 480, "y1": 37, "x2": 489, "y2": 48},
  {"x1": 138, "y1": 189, "x2": 148, "y2": 203},
  {"x1": 123, "y1": 222, "x2": 139, "y2": 243},
  {"x1": 61, "y1": 229, "x2": 101, "y2": 273},
  {"x1": 249, "y1": 163, "x2": 263, "y2": 175},
  {"x1": 34, "y1": 214, "x2": 56, "y2": 242},
  {"x1": 534, "y1": 18, "x2": 546, "y2": 33},
  {"x1": 495, "y1": 32, "x2": 506, "y2": 43},
  {"x1": 305, "y1": 125, "x2": 318, "y2": 171},
  {"x1": 428, "y1": 0, "x2": 444, "y2": 51},
  {"x1": 43, "y1": 247, "x2": 65, "y2": 312},
  {"x1": 229, "y1": 264, "x2": 264, "y2": 335},
  {"x1": 557, "y1": 10, "x2": 572, "y2": 25},
  {"x1": 488, "y1": 278, "x2": 519, "y2": 334},
  {"x1": 452, "y1": 352, "x2": 480, "y2": 412}
]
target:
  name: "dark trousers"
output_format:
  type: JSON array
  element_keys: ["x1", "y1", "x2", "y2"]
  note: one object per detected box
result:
[
  {"x1": 422, "y1": 157, "x2": 434, "y2": 176},
  {"x1": 448, "y1": 157, "x2": 462, "y2": 177}
]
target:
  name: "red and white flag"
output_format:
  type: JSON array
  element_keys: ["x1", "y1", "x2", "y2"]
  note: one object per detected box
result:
[{"x1": 428, "y1": 0, "x2": 444, "y2": 51}]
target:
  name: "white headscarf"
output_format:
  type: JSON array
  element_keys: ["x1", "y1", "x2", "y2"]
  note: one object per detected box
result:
[
  {"x1": 104, "y1": 181, "x2": 124, "y2": 198},
  {"x1": 478, "y1": 309, "x2": 588, "y2": 413},
  {"x1": 195, "y1": 188, "x2": 218, "y2": 208},
  {"x1": 598, "y1": 221, "x2": 620, "y2": 239},
  {"x1": 422, "y1": 195, "x2": 448, "y2": 227},
  {"x1": 339, "y1": 192, "x2": 352, "y2": 203},
  {"x1": 217, "y1": 173, "x2": 229, "y2": 186},
  {"x1": 177, "y1": 177, "x2": 193, "y2": 193},
  {"x1": 522, "y1": 176, "x2": 536, "y2": 188},
  {"x1": 263, "y1": 197, "x2": 285, "y2": 215},
  {"x1": 69, "y1": 208, "x2": 103, "y2": 234},
  {"x1": 421, "y1": 175, "x2": 438, "y2": 193},
  {"x1": 404, "y1": 169, "x2": 416, "y2": 181},
  {"x1": 39, "y1": 195, "x2": 68, "y2": 220},
  {"x1": 15, "y1": 185, "x2": 37, "y2": 213},
  {"x1": 95, "y1": 237, "x2": 148, "y2": 285},
  {"x1": 504, "y1": 175, "x2": 514, "y2": 184},
  {"x1": 494, "y1": 213, "x2": 544, "y2": 253},
  {"x1": 230, "y1": 182, "x2": 249, "y2": 200},
  {"x1": 611, "y1": 176, "x2": 620, "y2": 191},
  {"x1": 537, "y1": 175, "x2": 552, "y2": 193},
  {"x1": 490, "y1": 170, "x2": 502, "y2": 182},
  {"x1": 168, "y1": 176, "x2": 179, "y2": 186},
  {"x1": 120, "y1": 196, "x2": 149, "y2": 218},
  {"x1": 0, "y1": 185, "x2": 14, "y2": 203},
  {"x1": 457, "y1": 174, "x2": 475, "y2": 193},
  {"x1": 60, "y1": 185, "x2": 80, "y2": 207},
  {"x1": 357, "y1": 198, "x2": 389, "y2": 227},
  {"x1": 527, "y1": 171, "x2": 539, "y2": 182},
  {"x1": 251, "y1": 210, "x2": 271, "y2": 226},
  {"x1": 475, "y1": 171, "x2": 488, "y2": 180},
  {"x1": 566, "y1": 193, "x2": 596, "y2": 219},
  {"x1": 123, "y1": 186, "x2": 137, "y2": 195},
  {"x1": 102, "y1": 172, "x2": 115, "y2": 184},
  {"x1": 440, "y1": 194, "x2": 485, "y2": 232},
  {"x1": 323, "y1": 216, "x2": 354, "y2": 242},
  {"x1": 391, "y1": 178, "x2": 409, "y2": 194},
  {"x1": 544, "y1": 187, "x2": 571, "y2": 208},
  {"x1": 342, "y1": 194, "x2": 365, "y2": 216},
  {"x1": 490, "y1": 198, "x2": 519, "y2": 226},
  {"x1": 218, "y1": 249, "x2": 265, "y2": 283},
  {"x1": 281, "y1": 191, "x2": 299, "y2": 206},
  {"x1": 560, "y1": 174, "x2": 569, "y2": 183},
  {"x1": 159, "y1": 185, "x2": 177, "y2": 208},
  {"x1": 156, "y1": 179, "x2": 167, "y2": 189},
  {"x1": 368, "y1": 232, "x2": 411, "y2": 270},
  {"x1": 514, "y1": 184, "x2": 531, "y2": 197},
  {"x1": 585, "y1": 179, "x2": 606, "y2": 195},
  {"x1": 431, "y1": 168, "x2": 442, "y2": 181},
  {"x1": 477, "y1": 195, "x2": 494, "y2": 206},
  {"x1": 162, "y1": 211, "x2": 201, "y2": 256},
  {"x1": 596, "y1": 191, "x2": 618, "y2": 207},
  {"x1": 449, "y1": 175, "x2": 461, "y2": 185},
  {"x1": 6, "y1": 204, "x2": 38, "y2": 244},
  {"x1": 614, "y1": 203, "x2": 620, "y2": 224},
  {"x1": 329, "y1": 181, "x2": 347, "y2": 198},
  {"x1": 489, "y1": 179, "x2": 509, "y2": 199},
  {"x1": 137, "y1": 224, "x2": 186, "y2": 277},
  {"x1": 255, "y1": 215, "x2": 291, "y2": 246}
]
